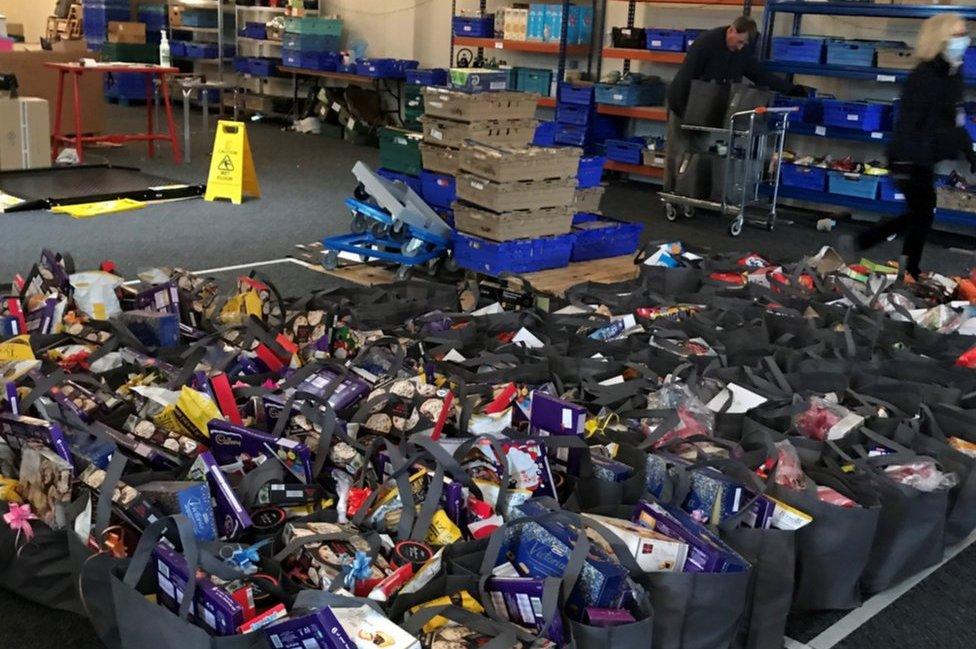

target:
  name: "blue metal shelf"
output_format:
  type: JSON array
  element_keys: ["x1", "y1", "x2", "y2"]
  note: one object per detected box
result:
[
  {"x1": 764, "y1": 61, "x2": 911, "y2": 83},
  {"x1": 788, "y1": 122, "x2": 891, "y2": 144},
  {"x1": 760, "y1": 183, "x2": 976, "y2": 227},
  {"x1": 766, "y1": 1, "x2": 976, "y2": 20}
]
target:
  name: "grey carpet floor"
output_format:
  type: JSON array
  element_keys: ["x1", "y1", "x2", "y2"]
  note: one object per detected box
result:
[{"x1": 1, "y1": 104, "x2": 975, "y2": 648}]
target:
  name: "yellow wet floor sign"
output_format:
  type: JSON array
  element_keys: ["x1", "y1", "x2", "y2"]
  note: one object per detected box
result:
[{"x1": 205, "y1": 120, "x2": 260, "y2": 204}]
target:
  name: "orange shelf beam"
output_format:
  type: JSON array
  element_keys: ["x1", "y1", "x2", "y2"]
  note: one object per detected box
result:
[
  {"x1": 597, "y1": 104, "x2": 668, "y2": 121},
  {"x1": 609, "y1": 0, "x2": 763, "y2": 4},
  {"x1": 604, "y1": 160, "x2": 664, "y2": 178},
  {"x1": 454, "y1": 36, "x2": 591, "y2": 56},
  {"x1": 538, "y1": 97, "x2": 557, "y2": 108},
  {"x1": 603, "y1": 48, "x2": 686, "y2": 63}
]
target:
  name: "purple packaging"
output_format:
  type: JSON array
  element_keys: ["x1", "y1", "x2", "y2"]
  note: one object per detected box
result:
[
  {"x1": 0, "y1": 316, "x2": 20, "y2": 337},
  {"x1": 632, "y1": 500, "x2": 749, "y2": 573},
  {"x1": 134, "y1": 282, "x2": 181, "y2": 316},
  {"x1": 187, "y1": 451, "x2": 253, "y2": 539},
  {"x1": 208, "y1": 420, "x2": 314, "y2": 484},
  {"x1": 89, "y1": 420, "x2": 182, "y2": 470},
  {"x1": 442, "y1": 480, "x2": 465, "y2": 529},
  {"x1": 591, "y1": 454, "x2": 634, "y2": 483},
  {"x1": 25, "y1": 298, "x2": 58, "y2": 334},
  {"x1": 529, "y1": 391, "x2": 586, "y2": 475},
  {"x1": 485, "y1": 577, "x2": 566, "y2": 644},
  {"x1": 286, "y1": 368, "x2": 372, "y2": 412},
  {"x1": 264, "y1": 607, "x2": 356, "y2": 649},
  {"x1": 153, "y1": 544, "x2": 244, "y2": 636},
  {"x1": 0, "y1": 412, "x2": 74, "y2": 471},
  {"x1": 584, "y1": 607, "x2": 636, "y2": 627}
]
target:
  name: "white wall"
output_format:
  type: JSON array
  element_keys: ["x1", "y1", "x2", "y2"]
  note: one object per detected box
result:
[{"x1": 0, "y1": 0, "x2": 56, "y2": 42}]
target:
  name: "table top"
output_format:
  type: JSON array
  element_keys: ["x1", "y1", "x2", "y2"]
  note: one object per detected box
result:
[
  {"x1": 44, "y1": 62, "x2": 181, "y2": 74},
  {"x1": 278, "y1": 66, "x2": 385, "y2": 87}
]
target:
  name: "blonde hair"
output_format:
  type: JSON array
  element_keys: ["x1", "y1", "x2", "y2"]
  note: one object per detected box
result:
[{"x1": 915, "y1": 13, "x2": 966, "y2": 62}]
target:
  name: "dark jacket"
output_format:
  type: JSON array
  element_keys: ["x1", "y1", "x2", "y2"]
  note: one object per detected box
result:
[
  {"x1": 888, "y1": 55, "x2": 974, "y2": 167},
  {"x1": 667, "y1": 26, "x2": 793, "y2": 118}
]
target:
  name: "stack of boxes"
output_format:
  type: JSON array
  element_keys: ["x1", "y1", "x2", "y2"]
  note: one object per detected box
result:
[
  {"x1": 550, "y1": 82, "x2": 624, "y2": 151},
  {"x1": 102, "y1": 20, "x2": 157, "y2": 104},
  {"x1": 82, "y1": 0, "x2": 131, "y2": 51},
  {"x1": 403, "y1": 69, "x2": 448, "y2": 131},
  {"x1": 136, "y1": 4, "x2": 167, "y2": 43},
  {"x1": 280, "y1": 16, "x2": 342, "y2": 72},
  {"x1": 523, "y1": 4, "x2": 593, "y2": 44}
]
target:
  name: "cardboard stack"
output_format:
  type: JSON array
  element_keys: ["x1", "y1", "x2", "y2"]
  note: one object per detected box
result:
[
  {"x1": 0, "y1": 97, "x2": 51, "y2": 171},
  {"x1": 453, "y1": 142, "x2": 581, "y2": 241}
]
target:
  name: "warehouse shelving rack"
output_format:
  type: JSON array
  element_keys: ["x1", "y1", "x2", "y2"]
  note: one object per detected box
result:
[{"x1": 757, "y1": 1, "x2": 976, "y2": 229}]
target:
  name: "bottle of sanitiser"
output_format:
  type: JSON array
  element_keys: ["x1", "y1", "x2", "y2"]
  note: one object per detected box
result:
[{"x1": 159, "y1": 29, "x2": 171, "y2": 67}]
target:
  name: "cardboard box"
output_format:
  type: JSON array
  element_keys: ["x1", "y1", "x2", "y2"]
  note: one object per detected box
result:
[
  {"x1": 422, "y1": 87, "x2": 538, "y2": 122},
  {"x1": 456, "y1": 172, "x2": 576, "y2": 211},
  {"x1": 0, "y1": 49, "x2": 105, "y2": 135},
  {"x1": 460, "y1": 142, "x2": 580, "y2": 182},
  {"x1": 453, "y1": 202, "x2": 573, "y2": 241},
  {"x1": 0, "y1": 98, "x2": 51, "y2": 171},
  {"x1": 420, "y1": 116, "x2": 537, "y2": 149},
  {"x1": 169, "y1": 6, "x2": 183, "y2": 27},
  {"x1": 108, "y1": 22, "x2": 147, "y2": 44},
  {"x1": 419, "y1": 142, "x2": 460, "y2": 175},
  {"x1": 574, "y1": 186, "x2": 605, "y2": 213}
]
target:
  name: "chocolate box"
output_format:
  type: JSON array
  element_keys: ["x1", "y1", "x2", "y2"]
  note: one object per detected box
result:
[
  {"x1": 0, "y1": 412, "x2": 74, "y2": 470},
  {"x1": 153, "y1": 544, "x2": 244, "y2": 636},
  {"x1": 138, "y1": 481, "x2": 219, "y2": 541},
  {"x1": 186, "y1": 451, "x2": 252, "y2": 539},
  {"x1": 208, "y1": 420, "x2": 314, "y2": 484},
  {"x1": 485, "y1": 577, "x2": 566, "y2": 644},
  {"x1": 632, "y1": 500, "x2": 749, "y2": 573}
]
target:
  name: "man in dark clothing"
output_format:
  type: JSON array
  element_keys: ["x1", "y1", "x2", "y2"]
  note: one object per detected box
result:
[{"x1": 665, "y1": 16, "x2": 795, "y2": 191}]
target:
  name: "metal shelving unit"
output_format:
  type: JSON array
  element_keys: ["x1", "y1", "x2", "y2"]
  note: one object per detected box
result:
[
  {"x1": 759, "y1": 1, "x2": 976, "y2": 229},
  {"x1": 168, "y1": 0, "x2": 234, "y2": 83}
]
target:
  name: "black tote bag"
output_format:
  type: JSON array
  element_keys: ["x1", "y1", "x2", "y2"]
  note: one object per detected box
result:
[
  {"x1": 675, "y1": 152, "x2": 714, "y2": 200},
  {"x1": 683, "y1": 80, "x2": 731, "y2": 128}
]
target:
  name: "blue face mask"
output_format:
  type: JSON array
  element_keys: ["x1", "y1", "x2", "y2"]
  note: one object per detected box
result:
[{"x1": 945, "y1": 35, "x2": 971, "y2": 65}]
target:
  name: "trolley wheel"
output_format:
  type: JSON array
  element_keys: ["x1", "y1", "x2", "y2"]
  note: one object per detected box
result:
[
  {"x1": 391, "y1": 220, "x2": 409, "y2": 242},
  {"x1": 766, "y1": 222, "x2": 775, "y2": 232},
  {"x1": 402, "y1": 238, "x2": 423, "y2": 258},
  {"x1": 322, "y1": 250, "x2": 339, "y2": 270},
  {"x1": 353, "y1": 183, "x2": 370, "y2": 201},
  {"x1": 683, "y1": 206, "x2": 694, "y2": 219},
  {"x1": 665, "y1": 203, "x2": 679, "y2": 222},
  {"x1": 395, "y1": 266, "x2": 412, "y2": 281},
  {"x1": 444, "y1": 256, "x2": 459, "y2": 273},
  {"x1": 729, "y1": 219, "x2": 744, "y2": 237},
  {"x1": 370, "y1": 221, "x2": 389, "y2": 238},
  {"x1": 350, "y1": 212, "x2": 369, "y2": 234},
  {"x1": 426, "y1": 258, "x2": 440, "y2": 276}
]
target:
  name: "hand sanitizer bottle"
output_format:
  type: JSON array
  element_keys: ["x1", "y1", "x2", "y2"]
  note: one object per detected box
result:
[{"x1": 159, "y1": 29, "x2": 171, "y2": 67}]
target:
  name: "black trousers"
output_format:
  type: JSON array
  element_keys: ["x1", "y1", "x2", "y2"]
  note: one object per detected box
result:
[{"x1": 857, "y1": 163, "x2": 935, "y2": 277}]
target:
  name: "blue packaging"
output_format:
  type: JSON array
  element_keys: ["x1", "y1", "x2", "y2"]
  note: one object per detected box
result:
[
  {"x1": 0, "y1": 413, "x2": 74, "y2": 470},
  {"x1": 187, "y1": 451, "x2": 253, "y2": 539},
  {"x1": 486, "y1": 577, "x2": 566, "y2": 644},
  {"x1": 576, "y1": 5, "x2": 594, "y2": 44},
  {"x1": 120, "y1": 310, "x2": 181, "y2": 347},
  {"x1": 544, "y1": 3, "x2": 564, "y2": 43},
  {"x1": 633, "y1": 500, "x2": 749, "y2": 573},
  {"x1": 139, "y1": 481, "x2": 219, "y2": 541},
  {"x1": 527, "y1": 4, "x2": 546, "y2": 41}
]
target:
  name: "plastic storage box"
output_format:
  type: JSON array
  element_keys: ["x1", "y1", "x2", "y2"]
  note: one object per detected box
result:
[
  {"x1": 594, "y1": 82, "x2": 664, "y2": 107},
  {"x1": 284, "y1": 17, "x2": 343, "y2": 36},
  {"x1": 774, "y1": 95, "x2": 823, "y2": 124},
  {"x1": 570, "y1": 213, "x2": 644, "y2": 261},
  {"x1": 558, "y1": 83, "x2": 595, "y2": 106},
  {"x1": 780, "y1": 163, "x2": 827, "y2": 191},
  {"x1": 377, "y1": 168, "x2": 422, "y2": 196},
  {"x1": 420, "y1": 171, "x2": 457, "y2": 209},
  {"x1": 282, "y1": 33, "x2": 340, "y2": 52},
  {"x1": 405, "y1": 68, "x2": 448, "y2": 86},
  {"x1": 241, "y1": 23, "x2": 267, "y2": 40},
  {"x1": 577, "y1": 156, "x2": 606, "y2": 188},
  {"x1": 181, "y1": 10, "x2": 218, "y2": 28},
  {"x1": 169, "y1": 41, "x2": 188, "y2": 58},
  {"x1": 822, "y1": 100, "x2": 889, "y2": 132},
  {"x1": 684, "y1": 29, "x2": 704, "y2": 50},
  {"x1": 555, "y1": 123, "x2": 588, "y2": 147},
  {"x1": 186, "y1": 43, "x2": 218, "y2": 59},
  {"x1": 771, "y1": 37, "x2": 825, "y2": 64},
  {"x1": 826, "y1": 40, "x2": 876, "y2": 67},
  {"x1": 556, "y1": 103, "x2": 593, "y2": 126},
  {"x1": 645, "y1": 29, "x2": 685, "y2": 52},
  {"x1": 516, "y1": 67, "x2": 553, "y2": 96},
  {"x1": 965, "y1": 47, "x2": 976, "y2": 80},
  {"x1": 533, "y1": 121, "x2": 557, "y2": 146},
  {"x1": 611, "y1": 27, "x2": 646, "y2": 49},
  {"x1": 379, "y1": 128, "x2": 423, "y2": 176},
  {"x1": 828, "y1": 171, "x2": 880, "y2": 199},
  {"x1": 879, "y1": 175, "x2": 905, "y2": 203},
  {"x1": 605, "y1": 137, "x2": 646, "y2": 165},
  {"x1": 453, "y1": 232, "x2": 576, "y2": 274},
  {"x1": 453, "y1": 15, "x2": 495, "y2": 37}
]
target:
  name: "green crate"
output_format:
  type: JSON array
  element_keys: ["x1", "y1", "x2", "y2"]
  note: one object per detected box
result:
[
  {"x1": 101, "y1": 43, "x2": 159, "y2": 64},
  {"x1": 515, "y1": 67, "x2": 552, "y2": 96},
  {"x1": 379, "y1": 127, "x2": 423, "y2": 176},
  {"x1": 284, "y1": 17, "x2": 343, "y2": 36},
  {"x1": 405, "y1": 84, "x2": 424, "y2": 101},
  {"x1": 404, "y1": 106, "x2": 425, "y2": 122}
]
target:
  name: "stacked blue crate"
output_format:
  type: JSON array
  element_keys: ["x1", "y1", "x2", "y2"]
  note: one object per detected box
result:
[
  {"x1": 83, "y1": 0, "x2": 132, "y2": 51},
  {"x1": 554, "y1": 83, "x2": 623, "y2": 151},
  {"x1": 137, "y1": 4, "x2": 167, "y2": 43},
  {"x1": 281, "y1": 20, "x2": 343, "y2": 72}
]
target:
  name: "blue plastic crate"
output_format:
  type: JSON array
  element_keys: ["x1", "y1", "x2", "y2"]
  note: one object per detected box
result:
[
  {"x1": 556, "y1": 103, "x2": 592, "y2": 126},
  {"x1": 555, "y1": 122, "x2": 588, "y2": 147},
  {"x1": 879, "y1": 175, "x2": 905, "y2": 203},
  {"x1": 828, "y1": 171, "x2": 880, "y2": 199},
  {"x1": 774, "y1": 95, "x2": 823, "y2": 124},
  {"x1": 558, "y1": 83, "x2": 595, "y2": 106},
  {"x1": 516, "y1": 67, "x2": 552, "y2": 96},
  {"x1": 684, "y1": 29, "x2": 704, "y2": 50},
  {"x1": 570, "y1": 213, "x2": 644, "y2": 261},
  {"x1": 771, "y1": 37, "x2": 825, "y2": 64},
  {"x1": 241, "y1": 23, "x2": 267, "y2": 40},
  {"x1": 589, "y1": 114, "x2": 625, "y2": 144},
  {"x1": 822, "y1": 100, "x2": 889, "y2": 132},
  {"x1": 377, "y1": 168, "x2": 422, "y2": 196},
  {"x1": 826, "y1": 40, "x2": 876, "y2": 67},
  {"x1": 780, "y1": 163, "x2": 827, "y2": 191},
  {"x1": 283, "y1": 50, "x2": 338, "y2": 71},
  {"x1": 357, "y1": 58, "x2": 416, "y2": 79},
  {"x1": 185, "y1": 43, "x2": 218, "y2": 59},
  {"x1": 405, "y1": 68, "x2": 448, "y2": 86},
  {"x1": 577, "y1": 156, "x2": 605, "y2": 188},
  {"x1": 170, "y1": 41, "x2": 188, "y2": 58},
  {"x1": 965, "y1": 47, "x2": 976, "y2": 80},
  {"x1": 533, "y1": 121, "x2": 557, "y2": 146},
  {"x1": 420, "y1": 171, "x2": 456, "y2": 209},
  {"x1": 282, "y1": 32, "x2": 340, "y2": 52},
  {"x1": 645, "y1": 29, "x2": 685, "y2": 52},
  {"x1": 594, "y1": 82, "x2": 664, "y2": 107},
  {"x1": 247, "y1": 58, "x2": 278, "y2": 77},
  {"x1": 453, "y1": 15, "x2": 495, "y2": 37},
  {"x1": 453, "y1": 232, "x2": 576, "y2": 274},
  {"x1": 181, "y1": 10, "x2": 218, "y2": 28},
  {"x1": 605, "y1": 137, "x2": 646, "y2": 165}
]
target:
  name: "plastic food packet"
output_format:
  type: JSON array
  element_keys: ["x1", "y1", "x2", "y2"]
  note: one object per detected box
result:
[
  {"x1": 956, "y1": 346, "x2": 976, "y2": 368},
  {"x1": 794, "y1": 396, "x2": 861, "y2": 442},
  {"x1": 642, "y1": 383, "x2": 715, "y2": 449},
  {"x1": 917, "y1": 304, "x2": 962, "y2": 334},
  {"x1": 948, "y1": 436, "x2": 976, "y2": 458},
  {"x1": 816, "y1": 485, "x2": 858, "y2": 508},
  {"x1": 773, "y1": 440, "x2": 807, "y2": 491},
  {"x1": 884, "y1": 458, "x2": 958, "y2": 492}
]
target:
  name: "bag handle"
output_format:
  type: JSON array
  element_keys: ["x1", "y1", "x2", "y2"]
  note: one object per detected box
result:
[
  {"x1": 123, "y1": 514, "x2": 200, "y2": 620},
  {"x1": 271, "y1": 530, "x2": 380, "y2": 564},
  {"x1": 402, "y1": 604, "x2": 519, "y2": 649}
]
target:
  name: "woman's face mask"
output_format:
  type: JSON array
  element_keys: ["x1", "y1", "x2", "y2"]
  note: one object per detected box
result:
[{"x1": 945, "y1": 35, "x2": 971, "y2": 65}]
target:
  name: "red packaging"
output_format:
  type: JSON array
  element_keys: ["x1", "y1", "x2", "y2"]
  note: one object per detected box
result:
[
  {"x1": 957, "y1": 346, "x2": 976, "y2": 368},
  {"x1": 709, "y1": 272, "x2": 746, "y2": 286}
]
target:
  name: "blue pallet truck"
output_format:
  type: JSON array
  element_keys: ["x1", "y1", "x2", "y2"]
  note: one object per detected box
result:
[{"x1": 322, "y1": 162, "x2": 454, "y2": 280}]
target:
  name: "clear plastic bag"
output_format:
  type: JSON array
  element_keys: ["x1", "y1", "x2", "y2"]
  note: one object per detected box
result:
[
  {"x1": 884, "y1": 458, "x2": 958, "y2": 492},
  {"x1": 773, "y1": 440, "x2": 807, "y2": 491}
]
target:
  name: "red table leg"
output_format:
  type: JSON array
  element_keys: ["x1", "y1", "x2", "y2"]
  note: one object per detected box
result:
[
  {"x1": 72, "y1": 72, "x2": 84, "y2": 163},
  {"x1": 146, "y1": 72, "x2": 155, "y2": 158},
  {"x1": 51, "y1": 69, "x2": 66, "y2": 161},
  {"x1": 159, "y1": 74, "x2": 182, "y2": 165}
]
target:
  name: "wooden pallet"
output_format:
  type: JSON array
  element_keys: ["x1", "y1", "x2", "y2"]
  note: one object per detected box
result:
[{"x1": 294, "y1": 243, "x2": 640, "y2": 297}]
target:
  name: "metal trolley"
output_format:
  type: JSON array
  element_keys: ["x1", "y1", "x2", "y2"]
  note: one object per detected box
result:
[{"x1": 659, "y1": 106, "x2": 796, "y2": 237}]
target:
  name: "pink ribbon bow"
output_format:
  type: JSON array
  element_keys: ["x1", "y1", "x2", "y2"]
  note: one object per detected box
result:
[{"x1": 4, "y1": 503, "x2": 37, "y2": 544}]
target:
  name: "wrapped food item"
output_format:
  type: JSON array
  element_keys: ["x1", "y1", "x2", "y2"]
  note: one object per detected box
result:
[
  {"x1": 948, "y1": 436, "x2": 976, "y2": 458},
  {"x1": 793, "y1": 396, "x2": 862, "y2": 442},
  {"x1": 884, "y1": 458, "x2": 958, "y2": 492},
  {"x1": 641, "y1": 383, "x2": 715, "y2": 450},
  {"x1": 773, "y1": 441, "x2": 807, "y2": 491},
  {"x1": 816, "y1": 485, "x2": 858, "y2": 508}
]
